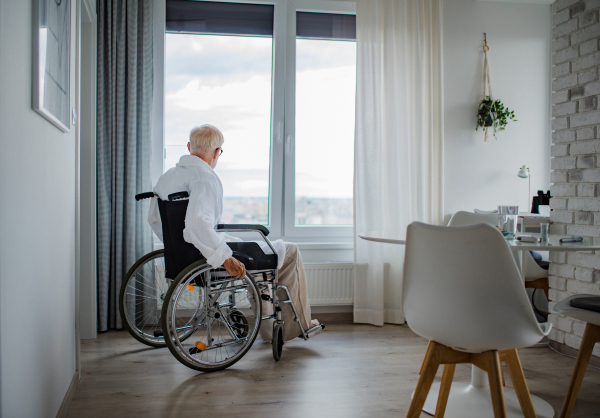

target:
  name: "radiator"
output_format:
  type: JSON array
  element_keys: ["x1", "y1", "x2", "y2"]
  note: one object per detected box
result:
[{"x1": 304, "y1": 263, "x2": 354, "y2": 305}]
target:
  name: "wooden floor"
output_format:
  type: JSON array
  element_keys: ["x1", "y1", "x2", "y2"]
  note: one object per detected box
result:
[{"x1": 67, "y1": 324, "x2": 600, "y2": 418}]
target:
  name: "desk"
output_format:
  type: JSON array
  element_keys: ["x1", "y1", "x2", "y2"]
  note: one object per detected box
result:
[
  {"x1": 358, "y1": 231, "x2": 599, "y2": 418},
  {"x1": 358, "y1": 231, "x2": 594, "y2": 251}
]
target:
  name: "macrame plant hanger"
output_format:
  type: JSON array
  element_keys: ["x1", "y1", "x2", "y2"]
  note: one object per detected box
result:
[{"x1": 482, "y1": 33, "x2": 493, "y2": 142}]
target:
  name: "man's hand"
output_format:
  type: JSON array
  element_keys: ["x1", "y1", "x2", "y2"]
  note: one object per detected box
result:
[{"x1": 223, "y1": 257, "x2": 246, "y2": 279}]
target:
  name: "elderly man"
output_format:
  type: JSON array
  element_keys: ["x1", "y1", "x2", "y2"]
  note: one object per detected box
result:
[{"x1": 148, "y1": 124, "x2": 317, "y2": 341}]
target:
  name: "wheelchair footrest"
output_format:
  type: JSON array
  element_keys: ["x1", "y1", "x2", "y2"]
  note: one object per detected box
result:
[{"x1": 305, "y1": 324, "x2": 325, "y2": 339}]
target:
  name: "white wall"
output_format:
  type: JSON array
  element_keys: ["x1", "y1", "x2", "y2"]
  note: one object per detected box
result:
[
  {"x1": 0, "y1": 0, "x2": 77, "y2": 416},
  {"x1": 443, "y1": 0, "x2": 552, "y2": 221}
]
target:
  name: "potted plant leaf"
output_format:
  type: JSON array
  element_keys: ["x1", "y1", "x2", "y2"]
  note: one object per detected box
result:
[{"x1": 476, "y1": 96, "x2": 517, "y2": 139}]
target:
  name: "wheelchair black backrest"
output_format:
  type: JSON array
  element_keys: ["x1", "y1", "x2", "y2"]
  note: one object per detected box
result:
[{"x1": 157, "y1": 196, "x2": 203, "y2": 279}]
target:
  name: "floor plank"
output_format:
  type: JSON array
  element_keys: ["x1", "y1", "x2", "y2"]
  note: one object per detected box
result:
[{"x1": 67, "y1": 324, "x2": 600, "y2": 417}]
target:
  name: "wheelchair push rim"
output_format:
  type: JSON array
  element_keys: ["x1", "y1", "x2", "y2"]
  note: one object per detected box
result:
[{"x1": 161, "y1": 260, "x2": 262, "y2": 372}]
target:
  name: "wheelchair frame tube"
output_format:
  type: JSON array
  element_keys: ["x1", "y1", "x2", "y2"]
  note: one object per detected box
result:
[{"x1": 276, "y1": 284, "x2": 307, "y2": 338}]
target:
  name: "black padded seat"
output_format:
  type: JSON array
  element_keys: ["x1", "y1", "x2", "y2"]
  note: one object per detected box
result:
[
  {"x1": 157, "y1": 196, "x2": 277, "y2": 280},
  {"x1": 570, "y1": 296, "x2": 600, "y2": 313}
]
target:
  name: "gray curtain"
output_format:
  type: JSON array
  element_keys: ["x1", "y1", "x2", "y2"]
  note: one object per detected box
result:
[{"x1": 97, "y1": 0, "x2": 154, "y2": 331}]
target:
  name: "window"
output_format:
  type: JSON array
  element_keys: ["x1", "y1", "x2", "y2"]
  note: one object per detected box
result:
[
  {"x1": 294, "y1": 13, "x2": 356, "y2": 226},
  {"x1": 165, "y1": 1, "x2": 274, "y2": 224},
  {"x1": 159, "y1": 0, "x2": 356, "y2": 240}
]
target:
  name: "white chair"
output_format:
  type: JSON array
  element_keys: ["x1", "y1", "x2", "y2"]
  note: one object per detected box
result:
[
  {"x1": 449, "y1": 211, "x2": 550, "y2": 300},
  {"x1": 404, "y1": 222, "x2": 551, "y2": 418},
  {"x1": 448, "y1": 210, "x2": 498, "y2": 227},
  {"x1": 551, "y1": 295, "x2": 600, "y2": 418}
]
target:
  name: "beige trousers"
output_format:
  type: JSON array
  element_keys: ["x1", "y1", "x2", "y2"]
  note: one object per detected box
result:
[{"x1": 259, "y1": 242, "x2": 314, "y2": 341}]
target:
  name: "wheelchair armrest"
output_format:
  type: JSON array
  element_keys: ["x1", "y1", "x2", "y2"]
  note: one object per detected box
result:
[
  {"x1": 217, "y1": 224, "x2": 270, "y2": 237},
  {"x1": 231, "y1": 251, "x2": 254, "y2": 266},
  {"x1": 135, "y1": 192, "x2": 156, "y2": 201},
  {"x1": 168, "y1": 191, "x2": 190, "y2": 201},
  {"x1": 217, "y1": 224, "x2": 278, "y2": 257}
]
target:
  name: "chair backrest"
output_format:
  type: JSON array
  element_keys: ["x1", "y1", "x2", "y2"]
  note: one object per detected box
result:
[
  {"x1": 402, "y1": 222, "x2": 546, "y2": 352},
  {"x1": 474, "y1": 208, "x2": 497, "y2": 214},
  {"x1": 448, "y1": 211, "x2": 499, "y2": 227},
  {"x1": 158, "y1": 198, "x2": 204, "y2": 279}
]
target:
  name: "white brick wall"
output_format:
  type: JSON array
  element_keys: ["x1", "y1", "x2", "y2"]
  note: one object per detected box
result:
[{"x1": 552, "y1": 0, "x2": 600, "y2": 357}]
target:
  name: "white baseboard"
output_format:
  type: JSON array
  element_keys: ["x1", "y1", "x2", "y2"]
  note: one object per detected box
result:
[
  {"x1": 56, "y1": 372, "x2": 78, "y2": 418},
  {"x1": 311, "y1": 304, "x2": 353, "y2": 314}
]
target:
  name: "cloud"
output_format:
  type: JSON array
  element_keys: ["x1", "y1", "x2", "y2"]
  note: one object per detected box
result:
[
  {"x1": 296, "y1": 38, "x2": 356, "y2": 72},
  {"x1": 165, "y1": 34, "x2": 273, "y2": 83}
]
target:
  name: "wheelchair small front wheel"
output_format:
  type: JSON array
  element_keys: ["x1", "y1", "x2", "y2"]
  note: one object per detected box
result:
[
  {"x1": 272, "y1": 323, "x2": 284, "y2": 361},
  {"x1": 161, "y1": 262, "x2": 262, "y2": 372},
  {"x1": 119, "y1": 250, "x2": 169, "y2": 347}
]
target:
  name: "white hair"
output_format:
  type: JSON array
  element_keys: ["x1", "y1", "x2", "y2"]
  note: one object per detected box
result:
[{"x1": 189, "y1": 124, "x2": 224, "y2": 153}]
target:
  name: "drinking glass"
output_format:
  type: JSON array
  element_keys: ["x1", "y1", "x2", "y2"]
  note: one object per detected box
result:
[
  {"x1": 540, "y1": 223, "x2": 549, "y2": 242},
  {"x1": 498, "y1": 205, "x2": 519, "y2": 237}
]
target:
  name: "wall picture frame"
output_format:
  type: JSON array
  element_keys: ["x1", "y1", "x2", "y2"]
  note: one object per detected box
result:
[{"x1": 32, "y1": 0, "x2": 71, "y2": 133}]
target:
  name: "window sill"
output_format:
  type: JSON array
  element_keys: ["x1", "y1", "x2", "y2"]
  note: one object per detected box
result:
[{"x1": 295, "y1": 242, "x2": 353, "y2": 251}]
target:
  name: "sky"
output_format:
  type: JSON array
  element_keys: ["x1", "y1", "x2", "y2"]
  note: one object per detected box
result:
[{"x1": 164, "y1": 33, "x2": 356, "y2": 200}]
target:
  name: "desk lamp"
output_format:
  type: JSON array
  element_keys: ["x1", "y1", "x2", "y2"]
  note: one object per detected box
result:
[{"x1": 518, "y1": 165, "x2": 530, "y2": 211}]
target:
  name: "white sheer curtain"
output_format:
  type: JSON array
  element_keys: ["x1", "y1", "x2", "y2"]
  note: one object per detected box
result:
[{"x1": 353, "y1": 0, "x2": 444, "y2": 326}]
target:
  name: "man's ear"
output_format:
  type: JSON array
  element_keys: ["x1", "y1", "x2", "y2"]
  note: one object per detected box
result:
[{"x1": 187, "y1": 142, "x2": 191, "y2": 152}]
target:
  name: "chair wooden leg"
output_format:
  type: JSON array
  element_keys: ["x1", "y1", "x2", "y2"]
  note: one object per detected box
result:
[
  {"x1": 502, "y1": 349, "x2": 536, "y2": 418},
  {"x1": 408, "y1": 342, "x2": 442, "y2": 418},
  {"x1": 475, "y1": 351, "x2": 507, "y2": 418},
  {"x1": 434, "y1": 364, "x2": 455, "y2": 418},
  {"x1": 419, "y1": 340, "x2": 433, "y2": 375},
  {"x1": 525, "y1": 278, "x2": 550, "y2": 301},
  {"x1": 559, "y1": 323, "x2": 600, "y2": 418},
  {"x1": 542, "y1": 278, "x2": 549, "y2": 301}
]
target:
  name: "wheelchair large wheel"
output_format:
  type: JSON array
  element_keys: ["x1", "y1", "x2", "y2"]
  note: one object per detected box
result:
[
  {"x1": 120, "y1": 250, "x2": 171, "y2": 347},
  {"x1": 161, "y1": 260, "x2": 262, "y2": 372}
]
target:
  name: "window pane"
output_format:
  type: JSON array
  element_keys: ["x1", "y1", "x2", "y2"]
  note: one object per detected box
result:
[
  {"x1": 165, "y1": 34, "x2": 272, "y2": 224},
  {"x1": 295, "y1": 39, "x2": 356, "y2": 226}
]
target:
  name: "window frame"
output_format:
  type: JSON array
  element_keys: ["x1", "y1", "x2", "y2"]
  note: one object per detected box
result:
[
  {"x1": 153, "y1": 0, "x2": 356, "y2": 243},
  {"x1": 283, "y1": 0, "x2": 356, "y2": 239}
]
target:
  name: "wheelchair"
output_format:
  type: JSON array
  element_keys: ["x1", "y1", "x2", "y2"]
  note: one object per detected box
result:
[{"x1": 119, "y1": 190, "x2": 324, "y2": 372}]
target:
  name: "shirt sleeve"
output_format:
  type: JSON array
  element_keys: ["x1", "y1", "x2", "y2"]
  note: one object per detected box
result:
[
  {"x1": 183, "y1": 178, "x2": 233, "y2": 267},
  {"x1": 148, "y1": 196, "x2": 163, "y2": 242},
  {"x1": 222, "y1": 233, "x2": 243, "y2": 243}
]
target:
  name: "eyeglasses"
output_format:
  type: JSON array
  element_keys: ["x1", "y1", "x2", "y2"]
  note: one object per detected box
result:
[{"x1": 217, "y1": 147, "x2": 224, "y2": 156}]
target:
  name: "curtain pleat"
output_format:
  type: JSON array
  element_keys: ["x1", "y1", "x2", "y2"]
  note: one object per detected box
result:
[
  {"x1": 353, "y1": 0, "x2": 444, "y2": 326},
  {"x1": 97, "y1": 0, "x2": 154, "y2": 331}
]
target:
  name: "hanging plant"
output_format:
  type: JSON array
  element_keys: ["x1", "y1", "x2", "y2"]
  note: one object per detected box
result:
[{"x1": 476, "y1": 96, "x2": 517, "y2": 139}]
